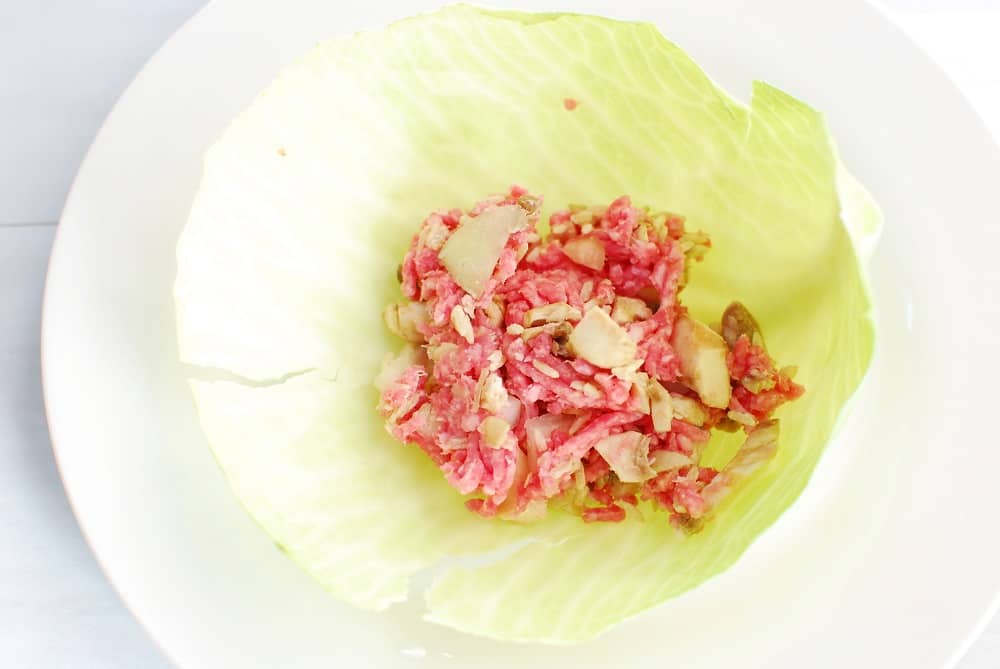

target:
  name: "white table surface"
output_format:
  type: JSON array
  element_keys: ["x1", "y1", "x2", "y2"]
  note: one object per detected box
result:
[{"x1": 2, "y1": 1, "x2": 999, "y2": 666}]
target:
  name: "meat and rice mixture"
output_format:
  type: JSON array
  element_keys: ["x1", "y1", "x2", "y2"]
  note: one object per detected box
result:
[{"x1": 376, "y1": 187, "x2": 803, "y2": 529}]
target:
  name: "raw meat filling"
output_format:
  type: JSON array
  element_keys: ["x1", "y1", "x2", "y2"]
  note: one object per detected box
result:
[{"x1": 377, "y1": 187, "x2": 803, "y2": 528}]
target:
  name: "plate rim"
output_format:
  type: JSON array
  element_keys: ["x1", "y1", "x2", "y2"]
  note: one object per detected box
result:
[{"x1": 40, "y1": 1, "x2": 1000, "y2": 667}]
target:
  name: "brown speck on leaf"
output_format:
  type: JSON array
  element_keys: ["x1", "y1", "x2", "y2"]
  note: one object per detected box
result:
[
  {"x1": 396, "y1": 264, "x2": 403, "y2": 283},
  {"x1": 563, "y1": 98, "x2": 578, "y2": 111},
  {"x1": 277, "y1": 147, "x2": 287, "y2": 156}
]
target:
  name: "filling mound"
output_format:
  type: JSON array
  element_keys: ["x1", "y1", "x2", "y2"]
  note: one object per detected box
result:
[{"x1": 377, "y1": 187, "x2": 802, "y2": 529}]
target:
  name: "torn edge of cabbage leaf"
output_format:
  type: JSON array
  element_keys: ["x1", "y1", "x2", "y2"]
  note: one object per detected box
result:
[{"x1": 187, "y1": 370, "x2": 586, "y2": 613}]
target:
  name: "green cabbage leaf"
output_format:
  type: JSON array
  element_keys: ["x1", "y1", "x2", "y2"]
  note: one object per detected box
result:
[{"x1": 176, "y1": 5, "x2": 879, "y2": 642}]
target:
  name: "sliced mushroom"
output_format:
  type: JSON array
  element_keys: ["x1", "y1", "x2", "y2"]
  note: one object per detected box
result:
[{"x1": 721, "y1": 301, "x2": 764, "y2": 349}]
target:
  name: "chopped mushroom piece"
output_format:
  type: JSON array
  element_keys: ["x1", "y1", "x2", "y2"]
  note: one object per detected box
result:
[
  {"x1": 721, "y1": 300, "x2": 764, "y2": 349},
  {"x1": 647, "y1": 379, "x2": 673, "y2": 432},
  {"x1": 611, "y1": 296, "x2": 653, "y2": 324},
  {"x1": 383, "y1": 301, "x2": 428, "y2": 342},
  {"x1": 593, "y1": 431, "x2": 655, "y2": 483}
]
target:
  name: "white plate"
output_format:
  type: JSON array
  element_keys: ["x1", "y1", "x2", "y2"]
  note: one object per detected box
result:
[{"x1": 42, "y1": 1, "x2": 1000, "y2": 667}]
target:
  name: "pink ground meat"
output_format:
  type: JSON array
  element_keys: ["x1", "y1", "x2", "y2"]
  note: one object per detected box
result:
[{"x1": 377, "y1": 187, "x2": 803, "y2": 529}]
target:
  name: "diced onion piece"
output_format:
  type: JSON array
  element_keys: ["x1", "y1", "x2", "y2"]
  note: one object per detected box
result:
[
  {"x1": 562, "y1": 237, "x2": 606, "y2": 270},
  {"x1": 480, "y1": 416, "x2": 511, "y2": 448},
  {"x1": 671, "y1": 315, "x2": 731, "y2": 408},
  {"x1": 373, "y1": 345, "x2": 422, "y2": 392},
  {"x1": 438, "y1": 205, "x2": 528, "y2": 297},
  {"x1": 450, "y1": 305, "x2": 475, "y2": 344},
  {"x1": 568, "y1": 307, "x2": 636, "y2": 368},
  {"x1": 670, "y1": 393, "x2": 708, "y2": 426},
  {"x1": 650, "y1": 450, "x2": 691, "y2": 472},
  {"x1": 524, "y1": 414, "x2": 574, "y2": 469},
  {"x1": 647, "y1": 379, "x2": 673, "y2": 432}
]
